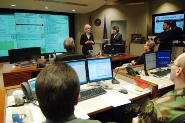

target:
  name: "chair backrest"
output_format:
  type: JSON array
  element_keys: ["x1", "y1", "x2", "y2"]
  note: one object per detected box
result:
[
  {"x1": 55, "y1": 54, "x2": 86, "y2": 61},
  {"x1": 171, "y1": 113, "x2": 185, "y2": 123}
]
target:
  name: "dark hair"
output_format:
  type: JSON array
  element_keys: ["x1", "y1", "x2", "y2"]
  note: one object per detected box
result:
[
  {"x1": 112, "y1": 26, "x2": 119, "y2": 32},
  {"x1": 36, "y1": 62, "x2": 80, "y2": 122},
  {"x1": 170, "y1": 20, "x2": 177, "y2": 26},
  {"x1": 164, "y1": 21, "x2": 170, "y2": 26}
]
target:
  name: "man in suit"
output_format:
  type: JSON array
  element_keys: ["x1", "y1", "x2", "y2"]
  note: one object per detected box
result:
[
  {"x1": 55, "y1": 37, "x2": 86, "y2": 61},
  {"x1": 133, "y1": 53, "x2": 185, "y2": 123},
  {"x1": 110, "y1": 26, "x2": 123, "y2": 44},
  {"x1": 36, "y1": 62, "x2": 101, "y2": 123},
  {"x1": 170, "y1": 20, "x2": 183, "y2": 41},
  {"x1": 154, "y1": 21, "x2": 174, "y2": 52}
]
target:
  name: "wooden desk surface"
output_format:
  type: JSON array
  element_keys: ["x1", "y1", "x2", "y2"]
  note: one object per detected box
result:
[{"x1": 3, "y1": 64, "x2": 43, "y2": 74}]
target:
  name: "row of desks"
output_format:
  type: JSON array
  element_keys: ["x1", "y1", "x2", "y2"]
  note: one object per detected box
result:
[
  {"x1": 3, "y1": 54, "x2": 139, "y2": 87},
  {"x1": 0, "y1": 64, "x2": 174, "y2": 122}
]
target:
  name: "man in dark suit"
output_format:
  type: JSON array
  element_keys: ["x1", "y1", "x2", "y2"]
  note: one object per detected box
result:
[
  {"x1": 170, "y1": 20, "x2": 183, "y2": 41},
  {"x1": 110, "y1": 26, "x2": 123, "y2": 44},
  {"x1": 154, "y1": 21, "x2": 174, "y2": 52}
]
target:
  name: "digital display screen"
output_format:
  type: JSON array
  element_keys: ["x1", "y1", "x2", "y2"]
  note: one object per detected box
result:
[
  {"x1": 87, "y1": 58, "x2": 112, "y2": 82},
  {"x1": 153, "y1": 13, "x2": 184, "y2": 33},
  {"x1": 67, "y1": 60, "x2": 87, "y2": 85},
  {"x1": 0, "y1": 12, "x2": 69, "y2": 57},
  {"x1": 156, "y1": 52, "x2": 171, "y2": 68}
]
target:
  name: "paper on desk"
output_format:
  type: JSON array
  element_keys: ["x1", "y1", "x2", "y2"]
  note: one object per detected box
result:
[
  {"x1": 101, "y1": 92, "x2": 131, "y2": 107},
  {"x1": 123, "y1": 84, "x2": 149, "y2": 95},
  {"x1": 74, "y1": 105, "x2": 90, "y2": 119}
]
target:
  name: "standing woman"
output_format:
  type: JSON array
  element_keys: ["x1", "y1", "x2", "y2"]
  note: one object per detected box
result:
[
  {"x1": 110, "y1": 26, "x2": 123, "y2": 44},
  {"x1": 80, "y1": 24, "x2": 95, "y2": 55}
]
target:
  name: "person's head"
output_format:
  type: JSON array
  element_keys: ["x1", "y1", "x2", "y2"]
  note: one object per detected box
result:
[
  {"x1": 84, "y1": 24, "x2": 91, "y2": 34},
  {"x1": 64, "y1": 37, "x2": 75, "y2": 52},
  {"x1": 144, "y1": 40, "x2": 155, "y2": 52},
  {"x1": 170, "y1": 53, "x2": 185, "y2": 89},
  {"x1": 112, "y1": 26, "x2": 119, "y2": 34},
  {"x1": 163, "y1": 21, "x2": 170, "y2": 31},
  {"x1": 170, "y1": 21, "x2": 177, "y2": 29},
  {"x1": 36, "y1": 62, "x2": 80, "y2": 122}
]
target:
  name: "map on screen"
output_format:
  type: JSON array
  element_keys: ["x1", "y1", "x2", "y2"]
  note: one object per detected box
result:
[{"x1": 0, "y1": 12, "x2": 69, "y2": 57}]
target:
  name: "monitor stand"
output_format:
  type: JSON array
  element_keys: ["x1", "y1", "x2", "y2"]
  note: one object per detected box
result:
[{"x1": 111, "y1": 78, "x2": 120, "y2": 84}]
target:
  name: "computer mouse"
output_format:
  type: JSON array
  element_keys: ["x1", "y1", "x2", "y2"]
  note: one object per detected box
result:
[{"x1": 119, "y1": 89, "x2": 128, "y2": 94}]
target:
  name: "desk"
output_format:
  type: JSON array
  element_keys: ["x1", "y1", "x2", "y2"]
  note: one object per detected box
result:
[
  {"x1": 0, "y1": 72, "x2": 154, "y2": 123},
  {"x1": 116, "y1": 65, "x2": 174, "y2": 97},
  {"x1": 3, "y1": 54, "x2": 139, "y2": 87}
]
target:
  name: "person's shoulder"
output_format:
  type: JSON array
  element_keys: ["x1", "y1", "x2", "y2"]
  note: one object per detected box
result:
[
  {"x1": 67, "y1": 118, "x2": 101, "y2": 123},
  {"x1": 81, "y1": 33, "x2": 86, "y2": 37}
]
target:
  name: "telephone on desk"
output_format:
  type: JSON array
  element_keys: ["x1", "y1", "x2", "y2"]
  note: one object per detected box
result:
[{"x1": 125, "y1": 66, "x2": 140, "y2": 78}]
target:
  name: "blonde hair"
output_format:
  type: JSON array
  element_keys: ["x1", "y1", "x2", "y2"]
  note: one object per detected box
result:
[
  {"x1": 146, "y1": 40, "x2": 155, "y2": 51},
  {"x1": 84, "y1": 24, "x2": 91, "y2": 32}
]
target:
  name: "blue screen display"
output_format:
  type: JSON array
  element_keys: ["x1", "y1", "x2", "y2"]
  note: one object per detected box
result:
[
  {"x1": 156, "y1": 52, "x2": 171, "y2": 68},
  {"x1": 87, "y1": 58, "x2": 112, "y2": 82},
  {"x1": 67, "y1": 60, "x2": 87, "y2": 85},
  {"x1": 29, "y1": 81, "x2": 36, "y2": 91}
]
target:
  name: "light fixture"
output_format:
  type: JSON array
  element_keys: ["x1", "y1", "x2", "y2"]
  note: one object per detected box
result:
[
  {"x1": 11, "y1": 4, "x2": 16, "y2": 7},
  {"x1": 45, "y1": 6, "x2": 48, "y2": 9},
  {"x1": 72, "y1": 9, "x2": 75, "y2": 12}
]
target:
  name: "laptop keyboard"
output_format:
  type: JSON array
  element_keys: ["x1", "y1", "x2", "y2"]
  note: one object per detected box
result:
[{"x1": 153, "y1": 69, "x2": 171, "y2": 77}]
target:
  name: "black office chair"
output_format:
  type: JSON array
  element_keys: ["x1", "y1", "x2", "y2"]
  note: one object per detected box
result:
[
  {"x1": 171, "y1": 113, "x2": 185, "y2": 123},
  {"x1": 55, "y1": 54, "x2": 86, "y2": 61}
]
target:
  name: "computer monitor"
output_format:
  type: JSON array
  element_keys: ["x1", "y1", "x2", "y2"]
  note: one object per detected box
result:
[
  {"x1": 144, "y1": 53, "x2": 157, "y2": 71},
  {"x1": 87, "y1": 58, "x2": 113, "y2": 83},
  {"x1": 66, "y1": 60, "x2": 87, "y2": 85},
  {"x1": 105, "y1": 44, "x2": 125, "y2": 54},
  {"x1": 28, "y1": 78, "x2": 36, "y2": 92},
  {"x1": 26, "y1": 47, "x2": 41, "y2": 61},
  {"x1": 156, "y1": 51, "x2": 171, "y2": 68},
  {"x1": 8, "y1": 48, "x2": 26, "y2": 64}
]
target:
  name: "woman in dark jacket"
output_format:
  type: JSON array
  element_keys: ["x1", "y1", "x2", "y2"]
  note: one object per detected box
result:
[{"x1": 80, "y1": 24, "x2": 95, "y2": 55}]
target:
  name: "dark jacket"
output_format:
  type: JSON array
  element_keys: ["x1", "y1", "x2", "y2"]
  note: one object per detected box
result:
[
  {"x1": 80, "y1": 33, "x2": 95, "y2": 55},
  {"x1": 135, "y1": 51, "x2": 153, "y2": 65},
  {"x1": 110, "y1": 33, "x2": 122, "y2": 44},
  {"x1": 172, "y1": 26, "x2": 183, "y2": 41},
  {"x1": 154, "y1": 30, "x2": 173, "y2": 52}
]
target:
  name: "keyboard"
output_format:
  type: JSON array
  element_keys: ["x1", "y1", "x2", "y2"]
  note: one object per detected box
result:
[
  {"x1": 20, "y1": 61, "x2": 33, "y2": 67},
  {"x1": 153, "y1": 69, "x2": 171, "y2": 77},
  {"x1": 80, "y1": 87, "x2": 107, "y2": 101}
]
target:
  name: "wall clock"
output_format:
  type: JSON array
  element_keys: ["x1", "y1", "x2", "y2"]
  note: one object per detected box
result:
[{"x1": 94, "y1": 18, "x2": 101, "y2": 26}]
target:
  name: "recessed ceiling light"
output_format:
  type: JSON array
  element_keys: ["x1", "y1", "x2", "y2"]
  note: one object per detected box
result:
[
  {"x1": 45, "y1": 6, "x2": 48, "y2": 9},
  {"x1": 72, "y1": 9, "x2": 75, "y2": 12},
  {"x1": 11, "y1": 5, "x2": 16, "y2": 7}
]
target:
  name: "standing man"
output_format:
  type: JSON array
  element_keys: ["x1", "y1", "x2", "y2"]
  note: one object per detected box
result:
[
  {"x1": 110, "y1": 26, "x2": 123, "y2": 44},
  {"x1": 170, "y1": 20, "x2": 183, "y2": 41},
  {"x1": 154, "y1": 21, "x2": 174, "y2": 52}
]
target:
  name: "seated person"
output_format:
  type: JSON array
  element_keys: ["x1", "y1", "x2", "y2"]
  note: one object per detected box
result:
[
  {"x1": 131, "y1": 40, "x2": 155, "y2": 65},
  {"x1": 55, "y1": 37, "x2": 86, "y2": 61},
  {"x1": 133, "y1": 53, "x2": 185, "y2": 123},
  {"x1": 36, "y1": 62, "x2": 101, "y2": 123}
]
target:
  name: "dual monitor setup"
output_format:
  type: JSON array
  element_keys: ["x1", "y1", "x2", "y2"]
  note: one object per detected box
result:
[{"x1": 144, "y1": 51, "x2": 171, "y2": 71}]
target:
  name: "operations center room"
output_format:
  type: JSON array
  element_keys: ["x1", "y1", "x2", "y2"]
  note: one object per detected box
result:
[{"x1": 0, "y1": 0, "x2": 185, "y2": 123}]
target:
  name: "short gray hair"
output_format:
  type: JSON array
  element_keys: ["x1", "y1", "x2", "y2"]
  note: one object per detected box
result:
[
  {"x1": 84, "y1": 24, "x2": 91, "y2": 32},
  {"x1": 63, "y1": 37, "x2": 75, "y2": 52}
]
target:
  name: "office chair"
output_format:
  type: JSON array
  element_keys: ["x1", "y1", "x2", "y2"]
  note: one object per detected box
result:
[
  {"x1": 171, "y1": 113, "x2": 185, "y2": 123},
  {"x1": 55, "y1": 54, "x2": 86, "y2": 61}
]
